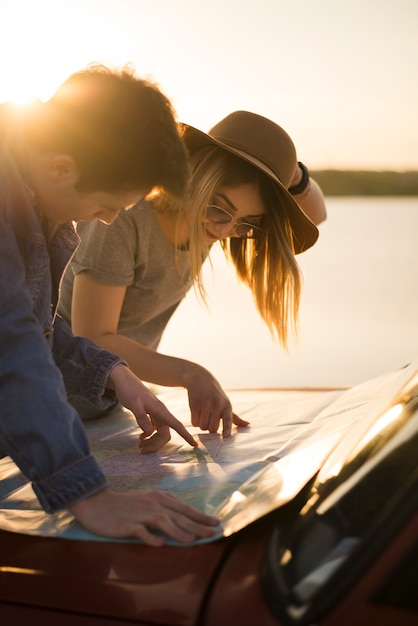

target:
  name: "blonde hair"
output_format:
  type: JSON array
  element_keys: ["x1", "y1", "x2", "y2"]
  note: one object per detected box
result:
[{"x1": 154, "y1": 145, "x2": 302, "y2": 349}]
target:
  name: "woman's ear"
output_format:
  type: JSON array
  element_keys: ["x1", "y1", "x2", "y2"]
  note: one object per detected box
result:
[{"x1": 46, "y1": 154, "x2": 79, "y2": 185}]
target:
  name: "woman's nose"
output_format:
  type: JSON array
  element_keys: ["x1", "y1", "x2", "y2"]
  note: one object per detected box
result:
[{"x1": 212, "y1": 221, "x2": 235, "y2": 238}]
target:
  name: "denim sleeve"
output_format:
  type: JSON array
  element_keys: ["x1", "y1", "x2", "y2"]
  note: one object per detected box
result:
[
  {"x1": 52, "y1": 314, "x2": 126, "y2": 410},
  {"x1": 0, "y1": 218, "x2": 107, "y2": 512}
]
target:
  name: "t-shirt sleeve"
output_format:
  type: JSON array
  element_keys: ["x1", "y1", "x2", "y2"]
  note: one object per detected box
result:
[{"x1": 71, "y1": 208, "x2": 145, "y2": 286}]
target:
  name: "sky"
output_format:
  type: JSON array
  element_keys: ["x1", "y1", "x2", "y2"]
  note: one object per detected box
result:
[{"x1": 0, "y1": 0, "x2": 417, "y2": 169}]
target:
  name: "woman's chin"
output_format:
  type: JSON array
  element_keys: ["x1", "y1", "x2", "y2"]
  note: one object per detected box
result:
[{"x1": 204, "y1": 228, "x2": 219, "y2": 244}]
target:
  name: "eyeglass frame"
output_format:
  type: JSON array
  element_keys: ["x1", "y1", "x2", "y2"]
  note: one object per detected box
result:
[{"x1": 205, "y1": 204, "x2": 265, "y2": 239}]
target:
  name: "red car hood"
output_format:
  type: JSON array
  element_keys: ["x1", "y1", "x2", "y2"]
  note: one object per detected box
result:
[{"x1": 0, "y1": 529, "x2": 232, "y2": 625}]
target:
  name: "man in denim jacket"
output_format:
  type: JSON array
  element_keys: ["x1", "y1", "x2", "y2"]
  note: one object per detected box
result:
[{"x1": 0, "y1": 66, "x2": 218, "y2": 546}]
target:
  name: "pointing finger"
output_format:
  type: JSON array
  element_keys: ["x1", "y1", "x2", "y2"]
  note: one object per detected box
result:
[{"x1": 232, "y1": 413, "x2": 250, "y2": 428}]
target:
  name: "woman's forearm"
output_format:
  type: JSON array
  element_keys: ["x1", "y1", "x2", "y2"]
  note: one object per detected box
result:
[{"x1": 91, "y1": 330, "x2": 204, "y2": 388}]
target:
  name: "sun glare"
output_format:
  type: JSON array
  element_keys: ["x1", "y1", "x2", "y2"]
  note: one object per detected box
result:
[
  {"x1": 0, "y1": 0, "x2": 158, "y2": 105},
  {"x1": 0, "y1": 3, "x2": 74, "y2": 103},
  {"x1": 1, "y1": 80, "x2": 56, "y2": 106}
]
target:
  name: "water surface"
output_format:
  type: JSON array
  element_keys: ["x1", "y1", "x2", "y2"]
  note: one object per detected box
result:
[{"x1": 159, "y1": 197, "x2": 418, "y2": 388}]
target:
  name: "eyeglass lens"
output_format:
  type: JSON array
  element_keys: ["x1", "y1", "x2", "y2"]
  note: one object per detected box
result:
[{"x1": 206, "y1": 205, "x2": 264, "y2": 238}]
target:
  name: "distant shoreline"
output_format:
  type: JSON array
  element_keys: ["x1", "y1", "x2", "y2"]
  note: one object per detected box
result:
[{"x1": 310, "y1": 170, "x2": 418, "y2": 196}]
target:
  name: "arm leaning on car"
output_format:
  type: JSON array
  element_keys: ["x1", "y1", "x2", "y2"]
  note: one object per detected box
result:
[{"x1": 71, "y1": 274, "x2": 249, "y2": 453}]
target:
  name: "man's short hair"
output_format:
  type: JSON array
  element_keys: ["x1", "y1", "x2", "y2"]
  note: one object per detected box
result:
[{"x1": 25, "y1": 64, "x2": 189, "y2": 198}]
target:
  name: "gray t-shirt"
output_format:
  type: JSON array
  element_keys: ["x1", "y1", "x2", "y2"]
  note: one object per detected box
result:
[{"x1": 59, "y1": 200, "x2": 192, "y2": 350}]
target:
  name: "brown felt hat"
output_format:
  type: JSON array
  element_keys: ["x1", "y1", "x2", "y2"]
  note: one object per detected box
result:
[{"x1": 181, "y1": 111, "x2": 319, "y2": 253}]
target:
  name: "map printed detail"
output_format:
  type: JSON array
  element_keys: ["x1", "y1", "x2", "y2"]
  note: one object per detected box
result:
[{"x1": 0, "y1": 363, "x2": 415, "y2": 546}]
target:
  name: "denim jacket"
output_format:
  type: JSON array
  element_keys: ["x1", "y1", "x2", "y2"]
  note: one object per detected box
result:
[{"x1": 0, "y1": 133, "x2": 125, "y2": 513}]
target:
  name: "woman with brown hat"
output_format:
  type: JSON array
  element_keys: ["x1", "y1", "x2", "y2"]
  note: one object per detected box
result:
[{"x1": 59, "y1": 111, "x2": 326, "y2": 452}]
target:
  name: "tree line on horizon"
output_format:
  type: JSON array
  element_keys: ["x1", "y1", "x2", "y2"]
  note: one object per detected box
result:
[{"x1": 310, "y1": 170, "x2": 418, "y2": 196}]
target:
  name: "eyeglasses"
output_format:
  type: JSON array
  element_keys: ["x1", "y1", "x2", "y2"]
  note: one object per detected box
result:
[{"x1": 206, "y1": 204, "x2": 265, "y2": 239}]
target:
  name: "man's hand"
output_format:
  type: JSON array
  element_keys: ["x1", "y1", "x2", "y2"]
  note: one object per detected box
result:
[
  {"x1": 108, "y1": 364, "x2": 197, "y2": 448},
  {"x1": 139, "y1": 424, "x2": 171, "y2": 454},
  {"x1": 69, "y1": 487, "x2": 219, "y2": 546}
]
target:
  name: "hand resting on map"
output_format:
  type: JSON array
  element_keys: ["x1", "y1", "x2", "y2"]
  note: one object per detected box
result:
[{"x1": 69, "y1": 487, "x2": 219, "y2": 546}]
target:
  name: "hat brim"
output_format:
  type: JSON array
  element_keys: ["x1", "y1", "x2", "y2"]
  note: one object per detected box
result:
[{"x1": 181, "y1": 123, "x2": 319, "y2": 254}]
